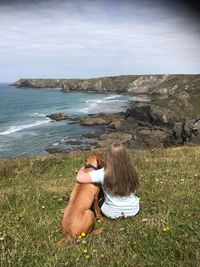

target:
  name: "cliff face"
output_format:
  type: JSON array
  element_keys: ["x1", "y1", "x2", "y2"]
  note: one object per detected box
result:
[
  {"x1": 12, "y1": 74, "x2": 200, "y2": 96},
  {"x1": 13, "y1": 79, "x2": 66, "y2": 89},
  {"x1": 124, "y1": 91, "x2": 200, "y2": 148}
]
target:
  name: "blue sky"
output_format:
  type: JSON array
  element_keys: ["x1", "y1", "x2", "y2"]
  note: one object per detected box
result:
[{"x1": 0, "y1": 0, "x2": 200, "y2": 82}]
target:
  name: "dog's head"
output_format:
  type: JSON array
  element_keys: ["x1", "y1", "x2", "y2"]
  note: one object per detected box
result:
[{"x1": 85, "y1": 153, "x2": 104, "y2": 169}]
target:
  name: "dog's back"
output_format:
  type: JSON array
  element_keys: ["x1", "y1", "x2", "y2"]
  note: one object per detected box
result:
[{"x1": 57, "y1": 154, "x2": 104, "y2": 246}]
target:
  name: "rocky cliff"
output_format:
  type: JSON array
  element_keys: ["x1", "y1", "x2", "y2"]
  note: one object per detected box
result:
[
  {"x1": 12, "y1": 74, "x2": 200, "y2": 96},
  {"x1": 13, "y1": 79, "x2": 66, "y2": 89},
  {"x1": 123, "y1": 91, "x2": 200, "y2": 148}
]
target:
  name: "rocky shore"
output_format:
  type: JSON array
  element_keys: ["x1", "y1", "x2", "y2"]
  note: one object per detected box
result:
[
  {"x1": 13, "y1": 74, "x2": 200, "y2": 154},
  {"x1": 46, "y1": 89, "x2": 200, "y2": 154}
]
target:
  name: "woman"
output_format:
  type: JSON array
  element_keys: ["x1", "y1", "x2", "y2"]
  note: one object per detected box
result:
[{"x1": 76, "y1": 142, "x2": 140, "y2": 219}]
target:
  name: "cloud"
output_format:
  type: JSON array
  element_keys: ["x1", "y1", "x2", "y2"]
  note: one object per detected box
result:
[{"x1": 0, "y1": 0, "x2": 200, "y2": 81}]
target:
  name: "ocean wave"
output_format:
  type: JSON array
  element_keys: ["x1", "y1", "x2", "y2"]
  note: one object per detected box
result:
[
  {"x1": 0, "y1": 119, "x2": 51, "y2": 136},
  {"x1": 81, "y1": 95, "x2": 127, "y2": 113},
  {"x1": 53, "y1": 142, "x2": 59, "y2": 146},
  {"x1": 104, "y1": 95, "x2": 122, "y2": 100},
  {"x1": 103, "y1": 99, "x2": 125, "y2": 103},
  {"x1": 85, "y1": 99, "x2": 103, "y2": 103},
  {"x1": 81, "y1": 103, "x2": 99, "y2": 112},
  {"x1": 85, "y1": 95, "x2": 121, "y2": 103},
  {"x1": 81, "y1": 99, "x2": 102, "y2": 112},
  {"x1": 30, "y1": 112, "x2": 46, "y2": 117}
]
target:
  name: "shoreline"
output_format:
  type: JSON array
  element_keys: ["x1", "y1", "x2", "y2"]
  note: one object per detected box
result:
[
  {"x1": 1, "y1": 87, "x2": 139, "y2": 158},
  {"x1": 2, "y1": 75, "x2": 200, "y2": 158}
]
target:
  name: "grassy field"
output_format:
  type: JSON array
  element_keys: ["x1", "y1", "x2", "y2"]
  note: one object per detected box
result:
[{"x1": 0, "y1": 147, "x2": 200, "y2": 267}]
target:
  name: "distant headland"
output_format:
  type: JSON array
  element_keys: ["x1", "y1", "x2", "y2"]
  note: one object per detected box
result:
[{"x1": 12, "y1": 74, "x2": 200, "y2": 97}]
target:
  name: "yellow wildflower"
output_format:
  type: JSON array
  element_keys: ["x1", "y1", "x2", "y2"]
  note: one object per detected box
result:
[
  {"x1": 162, "y1": 226, "x2": 169, "y2": 232},
  {"x1": 85, "y1": 255, "x2": 90, "y2": 259},
  {"x1": 81, "y1": 232, "x2": 86, "y2": 237},
  {"x1": 83, "y1": 249, "x2": 88, "y2": 253}
]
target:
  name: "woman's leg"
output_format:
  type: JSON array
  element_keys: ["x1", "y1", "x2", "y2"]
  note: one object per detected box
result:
[{"x1": 98, "y1": 186, "x2": 105, "y2": 208}]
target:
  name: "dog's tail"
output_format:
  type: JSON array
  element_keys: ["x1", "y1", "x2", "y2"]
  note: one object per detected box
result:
[{"x1": 55, "y1": 234, "x2": 72, "y2": 248}]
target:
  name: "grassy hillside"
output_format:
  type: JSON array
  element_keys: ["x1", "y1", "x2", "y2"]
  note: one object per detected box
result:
[
  {"x1": 0, "y1": 147, "x2": 200, "y2": 267},
  {"x1": 152, "y1": 93, "x2": 200, "y2": 118}
]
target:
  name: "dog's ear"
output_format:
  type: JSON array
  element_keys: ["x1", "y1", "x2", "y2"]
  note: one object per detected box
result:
[
  {"x1": 84, "y1": 157, "x2": 89, "y2": 166},
  {"x1": 96, "y1": 154, "x2": 104, "y2": 169}
]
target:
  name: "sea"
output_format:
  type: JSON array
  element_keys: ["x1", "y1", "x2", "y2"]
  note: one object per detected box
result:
[{"x1": 0, "y1": 83, "x2": 139, "y2": 158}]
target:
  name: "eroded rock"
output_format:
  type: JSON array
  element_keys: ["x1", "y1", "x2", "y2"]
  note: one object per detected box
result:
[
  {"x1": 79, "y1": 117, "x2": 112, "y2": 126},
  {"x1": 96, "y1": 132, "x2": 133, "y2": 148},
  {"x1": 47, "y1": 113, "x2": 68, "y2": 121}
]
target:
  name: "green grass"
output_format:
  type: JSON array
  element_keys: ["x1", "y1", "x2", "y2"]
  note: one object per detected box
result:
[
  {"x1": 0, "y1": 147, "x2": 200, "y2": 267},
  {"x1": 190, "y1": 94, "x2": 200, "y2": 116},
  {"x1": 152, "y1": 96, "x2": 176, "y2": 108},
  {"x1": 152, "y1": 93, "x2": 200, "y2": 119}
]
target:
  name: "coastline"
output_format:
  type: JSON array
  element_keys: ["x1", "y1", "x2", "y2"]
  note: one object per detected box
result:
[
  {"x1": 0, "y1": 87, "x2": 136, "y2": 158},
  {"x1": 2, "y1": 74, "x2": 200, "y2": 158},
  {"x1": 12, "y1": 74, "x2": 200, "y2": 97}
]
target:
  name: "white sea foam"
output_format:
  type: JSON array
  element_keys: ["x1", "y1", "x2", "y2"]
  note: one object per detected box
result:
[
  {"x1": 82, "y1": 104, "x2": 98, "y2": 112},
  {"x1": 0, "y1": 119, "x2": 51, "y2": 136},
  {"x1": 103, "y1": 99, "x2": 125, "y2": 103},
  {"x1": 85, "y1": 95, "x2": 121, "y2": 103},
  {"x1": 80, "y1": 95, "x2": 127, "y2": 113},
  {"x1": 104, "y1": 95, "x2": 122, "y2": 100},
  {"x1": 30, "y1": 112, "x2": 46, "y2": 117},
  {"x1": 85, "y1": 99, "x2": 103, "y2": 103},
  {"x1": 53, "y1": 142, "x2": 59, "y2": 146},
  {"x1": 82, "y1": 100, "x2": 102, "y2": 112}
]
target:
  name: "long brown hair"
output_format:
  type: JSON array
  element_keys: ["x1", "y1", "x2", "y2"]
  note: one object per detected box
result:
[{"x1": 104, "y1": 142, "x2": 139, "y2": 196}]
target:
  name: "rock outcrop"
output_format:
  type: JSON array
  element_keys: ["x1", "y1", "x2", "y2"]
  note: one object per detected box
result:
[
  {"x1": 73, "y1": 113, "x2": 123, "y2": 126},
  {"x1": 96, "y1": 132, "x2": 133, "y2": 148},
  {"x1": 165, "y1": 119, "x2": 200, "y2": 146},
  {"x1": 79, "y1": 116, "x2": 112, "y2": 126},
  {"x1": 47, "y1": 113, "x2": 68, "y2": 121},
  {"x1": 124, "y1": 91, "x2": 200, "y2": 147},
  {"x1": 126, "y1": 92, "x2": 197, "y2": 124}
]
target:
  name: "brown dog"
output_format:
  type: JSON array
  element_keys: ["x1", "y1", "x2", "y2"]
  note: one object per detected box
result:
[{"x1": 57, "y1": 154, "x2": 104, "y2": 245}]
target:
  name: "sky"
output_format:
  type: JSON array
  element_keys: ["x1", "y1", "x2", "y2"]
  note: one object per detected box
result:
[{"x1": 0, "y1": 0, "x2": 200, "y2": 82}]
